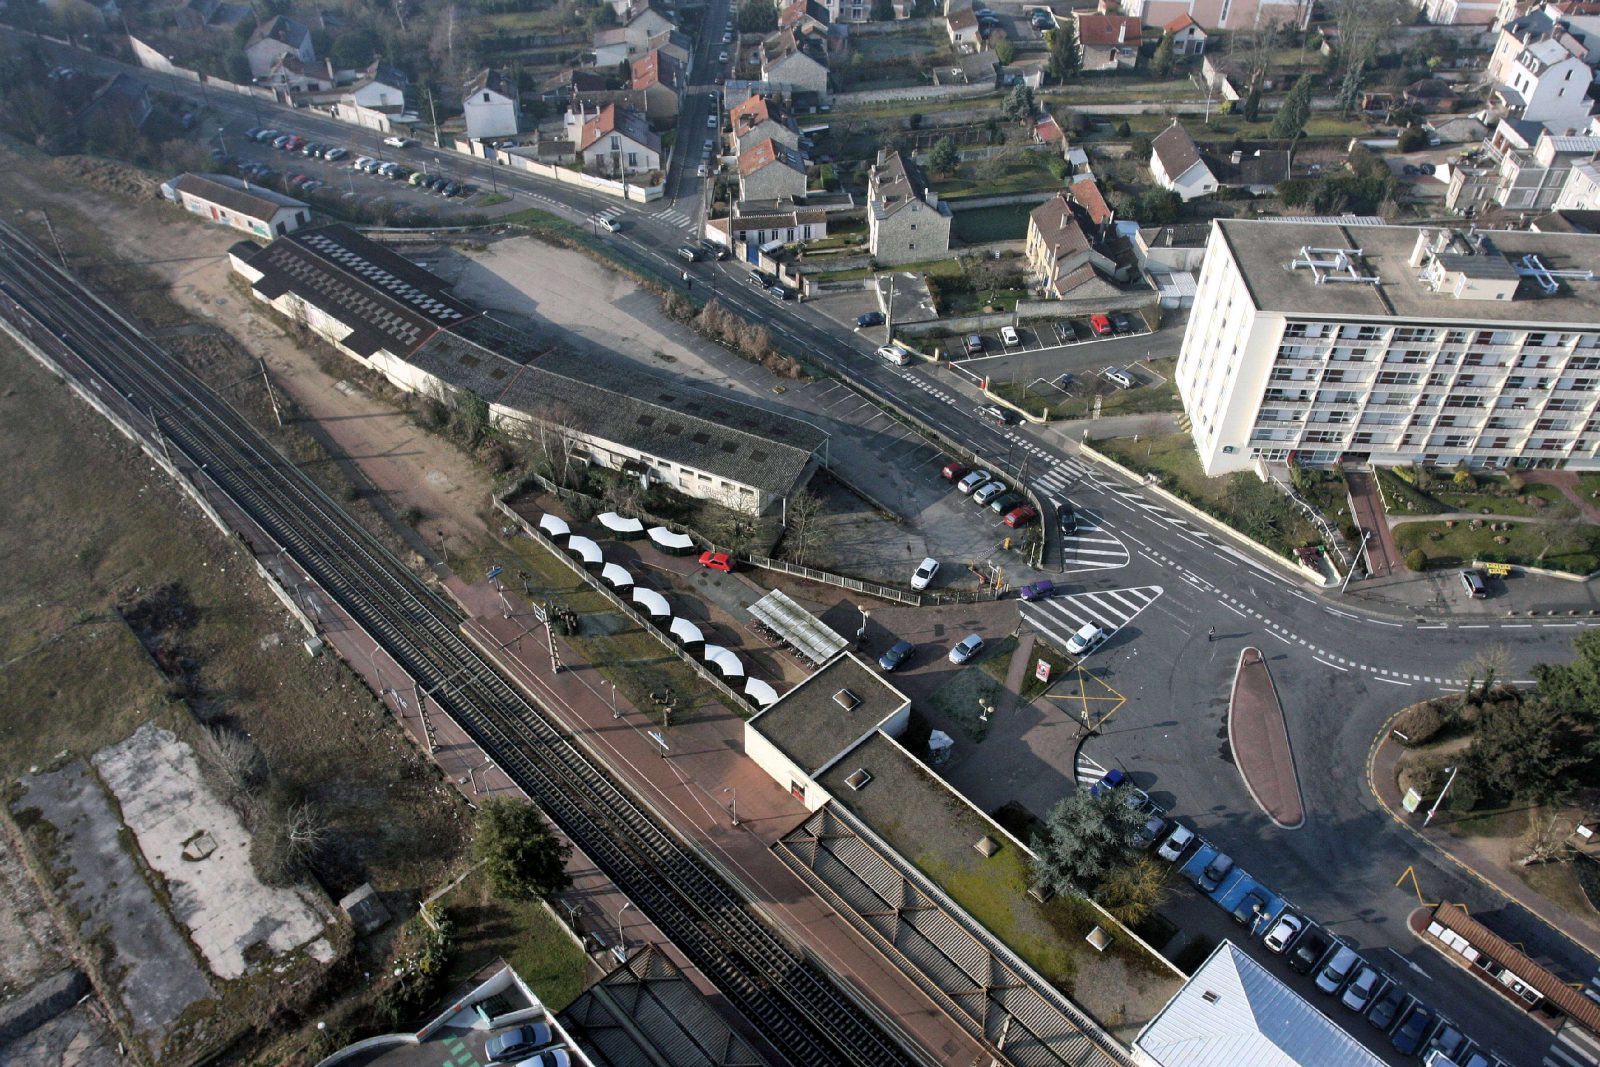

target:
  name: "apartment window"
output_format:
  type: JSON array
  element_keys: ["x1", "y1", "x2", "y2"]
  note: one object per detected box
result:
[
  {"x1": 1305, "y1": 430, "x2": 1343, "y2": 444},
  {"x1": 1351, "y1": 432, "x2": 1377, "y2": 446},
  {"x1": 1376, "y1": 371, "x2": 1421, "y2": 386},
  {"x1": 1442, "y1": 434, "x2": 1472, "y2": 448},
  {"x1": 1388, "y1": 350, "x2": 1428, "y2": 365},
  {"x1": 1445, "y1": 394, "x2": 1487, "y2": 408},
  {"x1": 1427, "y1": 372, "x2": 1451, "y2": 386},
  {"x1": 1490, "y1": 436, "x2": 1512, "y2": 449},
  {"x1": 1571, "y1": 356, "x2": 1600, "y2": 371},
  {"x1": 1536, "y1": 418, "x2": 1570, "y2": 431},
  {"x1": 1572, "y1": 379, "x2": 1600, "y2": 392}
]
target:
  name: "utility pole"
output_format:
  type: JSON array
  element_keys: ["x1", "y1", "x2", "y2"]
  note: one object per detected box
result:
[
  {"x1": 1423, "y1": 766, "x2": 1459, "y2": 827},
  {"x1": 258, "y1": 358, "x2": 283, "y2": 427},
  {"x1": 883, "y1": 272, "x2": 896, "y2": 345},
  {"x1": 148, "y1": 406, "x2": 174, "y2": 468}
]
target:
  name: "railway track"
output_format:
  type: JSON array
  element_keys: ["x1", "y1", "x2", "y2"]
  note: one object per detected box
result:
[{"x1": 0, "y1": 222, "x2": 926, "y2": 1067}]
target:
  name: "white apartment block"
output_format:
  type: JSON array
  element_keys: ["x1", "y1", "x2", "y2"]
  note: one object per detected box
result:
[{"x1": 1177, "y1": 220, "x2": 1600, "y2": 476}]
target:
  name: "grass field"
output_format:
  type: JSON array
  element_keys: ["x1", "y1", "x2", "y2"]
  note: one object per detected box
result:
[
  {"x1": 951, "y1": 203, "x2": 1034, "y2": 244},
  {"x1": 935, "y1": 154, "x2": 1063, "y2": 199},
  {"x1": 440, "y1": 869, "x2": 590, "y2": 1011},
  {"x1": 1393, "y1": 519, "x2": 1600, "y2": 574}
]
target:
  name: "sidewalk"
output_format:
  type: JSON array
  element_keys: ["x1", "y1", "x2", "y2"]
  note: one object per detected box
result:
[
  {"x1": 1368, "y1": 727, "x2": 1600, "y2": 965},
  {"x1": 447, "y1": 575, "x2": 991, "y2": 1066}
]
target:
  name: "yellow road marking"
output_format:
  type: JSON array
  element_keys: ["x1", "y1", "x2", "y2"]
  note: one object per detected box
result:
[{"x1": 1050, "y1": 665, "x2": 1126, "y2": 730}]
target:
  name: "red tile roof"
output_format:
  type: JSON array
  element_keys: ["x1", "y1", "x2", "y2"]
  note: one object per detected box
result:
[
  {"x1": 1070, "y1": 177, "x2": 1113, "y2": 227},
  {"x1": 1164, "y1": 13, "x2": 1203, "y2": 33},
  {"x1": 1076, "y1": 14, "x2": 1141, "y2": 46}
]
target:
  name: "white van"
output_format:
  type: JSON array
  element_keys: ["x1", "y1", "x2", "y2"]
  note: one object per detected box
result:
[{"x1": 1066, "y1": 623, "x2": 1106, "y2": 656}]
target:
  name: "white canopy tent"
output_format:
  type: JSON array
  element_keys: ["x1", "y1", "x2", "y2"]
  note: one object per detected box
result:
[
  {"x1": 601, "y1": 563, "x2": 634, "y2": 590},
  {"x1": 599, "y1": 512, "x2": 646, "y2": 539},
  {"x1": 705, "y1": 646, "x2": 745, "y2": 679},
  {"x1": 537, "y1": 513, "x2": 570, "y2": 540},
  {"x1": 669, "y1": 617, "x2": 705, "y2": 645},
  {"x1": 747, "y1": 589, "x2": 848, "y2": 666},
  {"x1": 566, "y1": 536, "x2": 603, "y2": 566},
  {"x1": 648, "y1": 527, "x2": 696, "y2": 555},
  {"x1": 631, "y1": 587, "x2": 671, "y2": 617},
  {"x1": 743, "y1": 678, "x2": 779, "y2": 707}
]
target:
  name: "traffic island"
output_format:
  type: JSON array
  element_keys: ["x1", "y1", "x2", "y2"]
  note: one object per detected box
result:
[{"x1": 1228, "y1": 647, "x2": 1306, "y2": 830}]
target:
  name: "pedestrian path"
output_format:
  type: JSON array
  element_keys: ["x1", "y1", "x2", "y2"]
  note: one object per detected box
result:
[
  {"x1": 1022, "y1": 585, "x2": 1164, "y2": 654},
  {"x1": 652, "y1": 207, "x2": 697, "y2": 231},
  {"x1": 1547, "y1": 1022, "x2": 1600, "y2": 1067}
]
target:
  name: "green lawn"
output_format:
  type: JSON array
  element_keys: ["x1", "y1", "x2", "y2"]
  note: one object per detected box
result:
[
  {"x1": 935, "y1": 154, "x2": 1064, "y2": 199},
  {"x1": 1377, "y1": 467, "x2": 1570, "y2": 517},
  {"x1": 439, "y1": 870, "x2": 589, "y2": 1012},
  {"x1": 1393, "y1": 519, "x2": 1600, "y2": 574},
  {"x1": 951, "y1": 204, "x2": 1034, "y2": 244}
]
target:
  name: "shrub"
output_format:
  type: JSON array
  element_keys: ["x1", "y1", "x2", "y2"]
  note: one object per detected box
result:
[
  {"x1": 1393, "y1": 698, "x2": 1453, "y2": 746},
  {"x1": 1397, "y1": 125, "x2": 1429, "y2": 153},
  {"x1": 1405, "y1": 548, "x2": 1427, "y2": 572}
]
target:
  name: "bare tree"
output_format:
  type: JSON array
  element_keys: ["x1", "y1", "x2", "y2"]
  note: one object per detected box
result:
[
  {"x1": 197, "y1": 725, "x2": 266, "y2": 801},
  {"x1": 1536, "y1": 501, "x2": 1589, "y2": 565},
  {"x1": 1456, "y1": 643, "x2": 1512, "y2": 701},
  {"x1": 285, "y1": 800, "x2": 331, "y2": 864},
  {"x1": 1333, "y1": 0, "x2": 1406, "y2": 115},
  {"x1": 783, "y1": 487, "x2": 826, "y2": 566}
]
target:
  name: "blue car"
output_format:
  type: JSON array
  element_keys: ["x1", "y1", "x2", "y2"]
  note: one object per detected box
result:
[
  {"x1": 1020, "y1": 579, "x2": 1055, "y2": 602},
  {"x1": 878, "y1": 640, "x2": 914, "y2": 672},
  {"x1": 1391, "y1": 1004, "x2": 1434, "y2": 1055},
  {"x1": 856, "y1": 311, "x2": 884, "y2": 328}
]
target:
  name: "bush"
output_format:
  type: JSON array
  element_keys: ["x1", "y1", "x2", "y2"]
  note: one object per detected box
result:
[
  {"x1": 1393, "y1": 698, "x2": 1453, "y2": 746},
  {"x1": 1397, "y1": 125, "x2": 1429, "y2": 153}
]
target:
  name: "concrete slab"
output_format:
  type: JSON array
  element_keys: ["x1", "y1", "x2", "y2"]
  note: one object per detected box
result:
[{"x1": 93, "y1": 724, "x2": 335, "y2": 979}]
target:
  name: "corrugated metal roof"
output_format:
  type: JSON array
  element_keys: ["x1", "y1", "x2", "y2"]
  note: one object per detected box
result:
[{"x1": 1135, "y1": 942, "x2": 1386, "y2": 1067}]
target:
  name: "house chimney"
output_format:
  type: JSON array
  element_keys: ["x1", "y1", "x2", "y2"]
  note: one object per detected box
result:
[{"x1": 1118, "y1": 21, "x2": 1127, "y2": 43}]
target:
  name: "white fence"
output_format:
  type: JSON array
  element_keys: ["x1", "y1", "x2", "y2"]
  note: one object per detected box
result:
[{"x1": 453, "y1": 140, "x2": 664, "y2": 204}]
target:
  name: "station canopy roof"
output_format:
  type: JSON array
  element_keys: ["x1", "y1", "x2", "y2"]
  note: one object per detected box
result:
[{"x1": 748, "y1": 589, "x2": 848, "y2": 666}]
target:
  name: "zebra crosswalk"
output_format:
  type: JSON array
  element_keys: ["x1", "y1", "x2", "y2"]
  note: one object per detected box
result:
[
  {"x1": 1031, "y1": 457, "x2": 1130, "y2": 573},
  {"x1": 652, "y1": 207, "x2": 697, "y2": 231},
  {"x1": 1022, "y1": 585, "x2": 1164, "y2": 656},
  {"x1": 1549, "y1": 1019, "x2": 1600, "y2": 1067},
  {"x1": 1074, "y1": 750, "x2": 1109, "y2": 788}
]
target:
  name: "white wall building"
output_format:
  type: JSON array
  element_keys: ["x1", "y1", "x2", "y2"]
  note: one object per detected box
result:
[
  {"x1": 1557, "y1": 159, "x2": 1600, "y2": 208},
  {"x1": 463, "y1": 69, "x2": 522, "y2": 140},
  {"x1": 1150, "y1": 120, "x2": 1218, "y2": 201},
  {"x1": 1176, "y1": 219, "x2": 1600, "y2": 475},
  {"x1": 1492, "y1": 35, "x2": 1595, "y2": 131},
  {"x1": 164, "y1": 173, "x2": 309, "y2": 239}
]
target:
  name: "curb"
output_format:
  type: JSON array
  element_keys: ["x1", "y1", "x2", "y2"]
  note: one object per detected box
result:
[
  {"x1": 1226, "y1": 647, "x2": 1305, "y2": 831},
  {"x1": 1363, "y1": 708, "x2": 1600, "y2": 969}
]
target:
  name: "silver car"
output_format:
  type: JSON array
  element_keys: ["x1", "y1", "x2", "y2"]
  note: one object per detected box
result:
[{"x1": 1340, "y1": 964, "x2": 1386, "y2": 1012}]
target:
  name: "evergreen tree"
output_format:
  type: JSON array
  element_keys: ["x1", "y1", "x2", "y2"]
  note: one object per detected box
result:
[
  {"x1": 1047, "y1": 24, "x2": 1080, "y2": 82},
  {"x1": 1030, "y1": 790, "x2": 1145, "y2": 897},
  {"x1": 1151, "y1": 30, "x2": 1176, "y2": 78},
  {"x1": 474, "y1": 799, "x2": 572, "y2": 901},
  {"x1": 1269, "y1": 74, "x2": 1314, "y2": 140},
  {"x1": 927, "y1": 135, "x2": 960, "y2": 174}
]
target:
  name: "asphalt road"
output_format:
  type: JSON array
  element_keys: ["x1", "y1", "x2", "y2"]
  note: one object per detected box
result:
[{"x1": 19, "y1": 30, "x2": 1598, "y2": 1067}]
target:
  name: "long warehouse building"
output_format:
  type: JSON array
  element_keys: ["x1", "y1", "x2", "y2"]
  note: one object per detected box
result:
[
  {"x1": 231, "y1": 224, "x2": 827, "y2": 516},
  {"x1": 1176, "y1": 219, "x2": 1600, "y2": 475}
]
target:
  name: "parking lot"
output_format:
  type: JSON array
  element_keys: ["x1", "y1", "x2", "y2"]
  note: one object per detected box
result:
[{"x1": 948, "y1": 312, "x2": 1150, "y2": 364}]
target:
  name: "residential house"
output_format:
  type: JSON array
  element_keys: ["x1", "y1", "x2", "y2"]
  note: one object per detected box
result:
[
  {"x1": 1134, "y1": 222, "x2": 1212, "y2": 273},
  {"x1": 164, "y1": 173, "x2": 310, "y2": 239},
  {"x1": 177, "y1": 0, "x2": 250, "y2": 32},
  {"x1": 1074, "y1": 14, "x2": 1142, "y2": 70},
  {"x1": 537, "y1": 67, "x2": 609, "y2": 107},
  {"x1": 575, "y1": 104, "x2": 662, "y2": 175},
  {"x1": 1489, "y1": 2, "x2": 1600, "y2": 84},
  {"x1": 1034, "y1": 113, "x2": 1066, "y2": 149},
  {"x1": 947, "y1": 8, "x2": 982, "y2": 50},
  {"x1": 1403, "y1": 77, "x2": 1461, "y2": 113},
  {"x1": 761, "y1": 30, "x2": 830, "y2": 100},
  {"x1": 595, "y1": 6, "x2": 677, "y2": 63},
  {"x1": 245, "y1": 15, "x2": 314, "y2": 79},
  {"x1": 779, "y1": 0, "x2": 832, "y2": 34},
  {"x1": 1070, "y1": 177, "x2": 1115, "y2": 239},
  {"x1": 1026, "y1": 192, "x2": 1120, "y2": 298},
  {"x1": 704, "y1": 208, "x2": 828, "y2": 254},
  {"x1": 730, "y1": 94, "x2": 802, "y2": 155},
  {"x1": 572, "y1": 87, "x2": 652, "y2": 118},
  {"x1": 1123, "y1": 0, "x2": 1311, "y2": 31},
  {"x1": 1491, "y1": 35, "x2": 1595, "y2": 131},
  {"x1": 344, "y1": 60, "x2": 407, "y2": 111},
  {"x1": 1201, "y1": 54, "x2": 1247, "y2": 100},
  {"x1": 1419, "y1": 0, "x2": 1501, "y2": 25},
  {"x1": 1210, "y1": 147, "x2": 1291, "y2": 193},
  {"x1": 1165, "y1": 13, "x2": 1208, "y2": 54},
  {"x1": 463, "y1": 69, "x2": 522, "y2": 140},
  {"x1": 78, "y1": 72, "x2": 153, "y2": 132},
  {"x1": 739, "y1": 138, "x2": 808, "y2": 201},
  {"x1": 1557, "y1": 158, "x2": 1600, "y2": 208},
  {"x1": 1493, "y1": 127, "x2": 1600, "y2": 209},
  {"x1": 866, "y1": 150, "x2": 951, "y2": 265},
  {"x1": 632, "y1": 48, "x2": 685, "y2": 121},
  {"x1": 1150, "y1": 120, "x2": 1218, "y2": 200},
  {"x1": 593, "y1": 27, "x2": 634, "y2": 67},
  {"x1": 263, "y1": 53, "x2": 336, "y2": 94}
]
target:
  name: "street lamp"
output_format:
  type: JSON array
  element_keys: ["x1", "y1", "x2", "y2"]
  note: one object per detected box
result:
[
  {"x1": 723, "y1": 786, "x2": 739, "y2": 827},
  {"x1": 609, "y1": 680, "x2": 620, "y2": 720},
  {"x1": 614, "y1": 901, "x2": 634, "y2": 963},
  {"x1": 1423, "y1": 766, "x2": 1458, "y2": 827}
]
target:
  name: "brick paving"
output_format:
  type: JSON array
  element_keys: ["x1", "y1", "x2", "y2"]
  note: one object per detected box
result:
[{"x1": 1227, "y1": 647, "x2": 1305, "y2": 830}]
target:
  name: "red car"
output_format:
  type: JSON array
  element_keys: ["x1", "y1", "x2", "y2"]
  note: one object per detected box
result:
[
  {"x1": 1003, "y1": 505, "x2": 1038, "y2": 528},
  {"x1": 698, "y1": 550, "x2": 735, "y2": 572},
  {"x1": 1090, "y1": 313, "x2": 1113, "y2": 336},
  {"x1": 941, "y1": 460, "x2": 969, "y2": 481}
]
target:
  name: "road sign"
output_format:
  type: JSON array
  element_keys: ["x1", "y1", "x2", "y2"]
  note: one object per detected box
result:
[
  {"x1": 1402, "y1": 788, "x2": 1423, "y2": 813},
  {"x1": 486, "y1": 565, "x2": 504, "y2": 581},
  {"x1": 1035, "y1": 659, "x2": 1052, "y2": 683},
  {"x1": 1485, "y1": 563, "x2": 1511, "y2": 577},
  {"x1": 649, "y1": 729, "x2": 669, "y2": 752}
]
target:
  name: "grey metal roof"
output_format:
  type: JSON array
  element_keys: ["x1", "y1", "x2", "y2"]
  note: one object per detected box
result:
[
  {"x1": 408, "y1": 329, "x2": 826, "y2": 495},
  {"x1": 174, "y1": 173, "x2": 306, "y2": 222},
  {"x1": 1135, "y1": 941, "x2": 1386, "y2": 1067}
]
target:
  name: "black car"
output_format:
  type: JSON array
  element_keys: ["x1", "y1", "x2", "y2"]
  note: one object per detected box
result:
[
  {"x1": 1367, "y1": 984, "x2": 1410, "y2": 1031},
  {"x1": 1059, "y1": 506, "x2": 1079, "y2": 534},
  {"x1": 442, "y1": 181, "x2": 462, "y2": 197},
  {"x1": 1111, "y1": 312, "x2": 1137, "y2": 334},
  {"x1": 1288, "y1": 927, "x2": 1333, "y2": 975},
  {"x1": 701, "y1": 240, "x2": 730, "y2": 261},
  {"x1": 878, "y1": 640, "x2": 914, "y2": 672},
  {"x1": 856, "y1": 311, "x2": 885, "y2": 328},
  {"x1": 1391, "y1": 1003, "x2": 1434, "y2": 1055}
]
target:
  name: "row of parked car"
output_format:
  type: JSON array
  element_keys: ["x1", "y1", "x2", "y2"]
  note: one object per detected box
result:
[
  {"x1": 937, "y1": 461, "x2": 1038, "y2": 530},
  {"x1": 482, "y1": 1022, "x2": 570, "y2": 1066},
  {"x1": 241, "y1": 127, "x2": 468, "y2": 197},
  {"x1": 1147, "y1": 814, "x2": 1509, "y2": 1066}
]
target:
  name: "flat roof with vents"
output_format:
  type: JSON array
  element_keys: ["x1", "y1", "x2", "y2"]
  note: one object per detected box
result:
[{"x1": 747, "y1": 652, "x2": 909, "y2": 776}]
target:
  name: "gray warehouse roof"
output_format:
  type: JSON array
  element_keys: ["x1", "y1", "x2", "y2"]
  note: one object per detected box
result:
[
  {"x1": 748, "y1": 652, "x2": 907, "y2": 775},
  {"x1": 1214, "y1": 219, "x2": 1600, "y2": 325},
  {"x1": 173, "y1": 173, "x2": 306, "y2": 221},
  {"x1": 408, "y1": 329, "x2": 827, "y2": 495},
  {"x1": 1135, "y1": 941, "x2": 1386, "y2": 1067}
]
